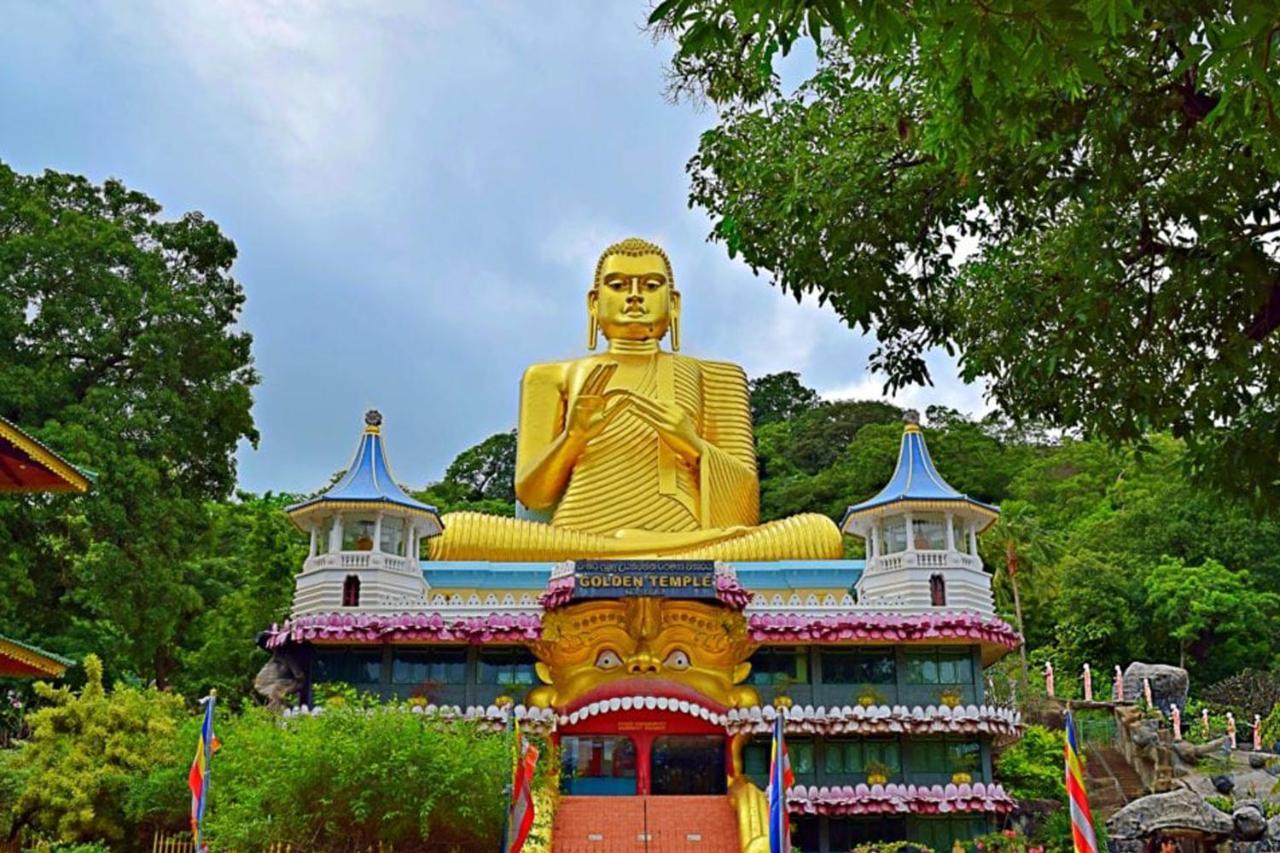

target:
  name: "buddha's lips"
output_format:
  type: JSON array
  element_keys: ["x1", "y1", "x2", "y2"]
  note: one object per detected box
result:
[{"x1": 561, "y1": 678, "x2": 729, "y2": 717}]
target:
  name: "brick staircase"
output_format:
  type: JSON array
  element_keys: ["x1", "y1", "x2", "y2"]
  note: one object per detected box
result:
[{"x1": 552, "y1": 795, "x2": 739, "y2": 853}]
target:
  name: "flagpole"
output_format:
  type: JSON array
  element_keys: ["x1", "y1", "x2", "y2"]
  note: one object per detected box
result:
[{"x1": 498, "y1": 703, "x2": 514, "y2": 853}]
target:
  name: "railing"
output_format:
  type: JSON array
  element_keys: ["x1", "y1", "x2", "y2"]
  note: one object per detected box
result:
[
  {"x1": 302, "y1": 551, "x2": 412, "y2": 573},
  {"x1": 152, "y1": 832, "x2": 393, "y2": 852},
  {"x1": 867, "y1": 550, "x2": 983, "y2": 574}
]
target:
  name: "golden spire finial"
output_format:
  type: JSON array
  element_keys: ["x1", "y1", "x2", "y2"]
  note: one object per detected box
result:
[
  {"x1": 364, "y1": 409, "x2": 383, "y2": 434},
  {"x1": 903, "y1": 408, "x2": 921, "y2": 433}
]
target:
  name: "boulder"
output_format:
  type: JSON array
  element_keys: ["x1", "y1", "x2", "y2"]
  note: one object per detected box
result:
[
  {"x1": 254, "y1": 651, "x2": 306, "y2": 712},
  {"x1": 1107, "y1": 788, "x2": 1234, "y2": 841},
  {"x1": 1122, "y1": 662, "x2": 1189, "y2": 715},
  {"x1": 1248, "y1": 752, "x2": 1270, "y2": 769},
  {"x1": 1233, "y1": 802, "x2": 1268, "y2": 841},
  {"x1": 1211, "y1": 774, "x2": 1235, "y2": 795},
  {"x1": 1172, "y1": 736, "x2": 1229, "y2": 766},
  {"x1": 1270, "y1": 813, "x2": 1280, "y2": 840}
]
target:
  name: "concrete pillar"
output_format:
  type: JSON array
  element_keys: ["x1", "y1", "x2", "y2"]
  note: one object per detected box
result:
[
  {"x1": 309, "y1": 525, "x2": 317, "y2": 557},
  {"x1": 968, "y1": 522, "x2": 978, "y2": 555},
  {"x1": 330, "y1": 515, "x2": 343, "y2": 552},
  {"x1": 945, "y1": 512, "x2": 955, "y2": 552},
  {"x1": 373, "y1": 512, "x2": 384, "y2": 553},
  {"x1": 905, "y1": 512, "x2": 915, "y2": 551}
]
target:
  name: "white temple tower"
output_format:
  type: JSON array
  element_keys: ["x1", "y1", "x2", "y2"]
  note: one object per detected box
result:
[
  {"x1": 286, "y1": 410, "x2": 443, "y2": 614},
  {"x1": 841, "y1": 410, "x2": 999, "y2": 615}
]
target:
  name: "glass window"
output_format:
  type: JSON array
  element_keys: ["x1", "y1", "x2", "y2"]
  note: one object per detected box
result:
[
  {"x1": 952, "y1": 517, "x2": 967, "y2": 553},
  {"x1": 820, "y1": 648, "x2": 896, "y2": 685},
  {"x1": 560, "y1": 736, "x2": 636, "y2": 795},
  {"x1": 884, "y1": 518, "x2": 907, "y2": 554},
  {"x1": 910, "y1": 815, "x2": 990, "y2": 849},
  {"x1": 914, "y1": 514, "x2": 947, "y2": 550},
  {"x1": 380, "y1": 517, "x2": 405, "y2": 556},
  {"x1": 824, "y1": 738, "x2": 901, "y2": 780},
  {"x1": 391, "y1": 648, "x2": 466, "y2": 685},
  {"x1": 792, "y1": 817, "x2": 821, "y2": 853},
  {"x1": 831, "y1": 817, "x2": 906, "y2": 848},
  {"x1": 743, "y1": 737, "x2": 816, "y2": 787},
  {"x1": 905, "y1": 648, "x2": 975, "y2": 685},
  {"x1": 651, "y1": 736, "x2": 727, "y2": 795},
  {"x1": 912, "y1": 737, "x2": 981, "y2": 774},
  {"x1": 747, "y1": 648, "x2": 809, "y2": 685},
  {"x1": 312, "y1": 650, "x2": 382, "y2": 685},
  {"x1": 477, "y1": 648, "x2": 537, "y2": 686},
  {"x1": 342, "y1": 517, "x2": 377, "y2": 551}
]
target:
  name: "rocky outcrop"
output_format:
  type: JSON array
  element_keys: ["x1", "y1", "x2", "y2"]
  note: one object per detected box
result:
[
  {"x1": 1172, "y1": 736, "x2": 1230, "y2": 766},
  {"x1": 253, "y1": 650, "x2": 306, "y2": 712},
  {"x1": 1233, "y1": 802, "x2": 1268, "y2": 841},
  {"x1": 1122, "y1": 662, "x2": 1189, "y2": 715},
  {"x1": 1107, "y1": 788, "x2": 1234, "y2": 842}
]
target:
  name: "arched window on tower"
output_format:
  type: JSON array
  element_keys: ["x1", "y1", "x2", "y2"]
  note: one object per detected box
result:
[
  {"x1": 342, "y1": 574, "x2": 361, "y2": 607},
  {"x1": 929, "y1": 574, "x2": 946, "y2": 607}
]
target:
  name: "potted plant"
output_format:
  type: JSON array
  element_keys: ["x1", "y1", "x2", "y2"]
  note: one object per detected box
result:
[
  {"x1": 772, "y1": 674, "x2": 795, "y2": 708},
  {"x1": 865, "y1": 759, "x2": 892, "y2": 786},
  {"x1": 951, "y1": 751, "x2": 979, "y2": 784}
]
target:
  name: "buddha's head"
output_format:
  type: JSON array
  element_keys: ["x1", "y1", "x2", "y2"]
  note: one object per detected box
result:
[
  {"x1": 587, "y1": 238, "x2": 680, "y2": 351},
  {"x1": 527, "y1": 597, "x2": 758, "y2": 714}
]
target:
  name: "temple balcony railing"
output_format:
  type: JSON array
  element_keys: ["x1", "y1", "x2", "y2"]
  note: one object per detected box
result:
[
  {"x1": 867, "y1": 549, "x2": 984, "y2": 575},
  {"x1": 301, "y1": 550, "x2": 416, "y2": 575}
]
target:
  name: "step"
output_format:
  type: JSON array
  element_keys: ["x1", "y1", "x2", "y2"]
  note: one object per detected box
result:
[{"x1": 552, "y1": 795, "x2": 738, "y2": 853}]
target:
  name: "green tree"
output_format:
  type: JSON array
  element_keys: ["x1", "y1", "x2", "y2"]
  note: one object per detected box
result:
[
  {"x1": 1143, "y1": 556, "x2": 1279, "y2": 678},
  {"x1": 748, "y1": 371, "x2": 820, "y2": 426},
  {"x1": 413, "y1": 430, "x2": 519, "y2": 517},
  {"x1": 6, "y1": 655, "x2": 185, "y2": 845},
  {"x1": 173, "y1": 493, "x2": 307, "y2": 706},
  {"x1": 649, "y1": 1, "x2": 1280, "y2": 505},
  {"x1": 982, "y1": 501, "x2": 1059, "y2": 685},
  {"x1": 0, "y1": 163, "x2": 257, "y2": 685}
]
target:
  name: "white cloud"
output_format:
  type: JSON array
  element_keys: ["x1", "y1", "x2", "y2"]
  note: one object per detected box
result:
[{"x1": 817, "y1": 353, "x2": 993, "y2": 420}]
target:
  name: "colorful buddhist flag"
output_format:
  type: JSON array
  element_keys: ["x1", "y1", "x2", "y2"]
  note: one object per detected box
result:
[
  {"x1": 1064, "y1": 710, "x2": 1098, "y2": 853},
  {"x1": 768, "y1": 712, "x2": 794, "y2": 853},
  {"x1": 505, "y1": 718, "x2": 538, "y2": 853},
  {"x1": 187, "y1": 693, "x2": 220, "y2": 850}
]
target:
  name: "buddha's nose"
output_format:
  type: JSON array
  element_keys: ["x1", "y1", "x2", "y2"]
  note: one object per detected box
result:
[{"x1": 627, "y1": 653, "x2": 660, "y2": 675}]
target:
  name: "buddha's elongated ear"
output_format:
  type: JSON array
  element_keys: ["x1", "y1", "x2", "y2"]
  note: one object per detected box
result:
[
  {"x1": 670, "y1": 289, "x2": 681, "y2": 351},
  {"x1": 586, "y1": 289, "x2": 599, "y2": 351}
]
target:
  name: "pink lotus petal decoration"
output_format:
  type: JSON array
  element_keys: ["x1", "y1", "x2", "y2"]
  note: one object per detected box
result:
[
  {"x1": 785, "y1": 782, "x2": 1015, "y2": 816},
  {"x1": 746, "y1": 611, "x2": 1020, "y2": 649},
  {"x1": 265, "y1": 611, "x2": 544, "y2": 648}
]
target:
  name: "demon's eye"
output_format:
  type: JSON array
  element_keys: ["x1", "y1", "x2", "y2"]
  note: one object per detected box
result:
[
  {"x1": 596, "y1": 650, "x2": 623, "y2": 670},
  {"x1": 664, "y1": 649, "x2": 691, "y2": 671}
]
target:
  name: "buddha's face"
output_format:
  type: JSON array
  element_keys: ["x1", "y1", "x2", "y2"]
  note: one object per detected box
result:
[
  {"x1": 527, "y1": 598, "x2": 758, "y2": 715},
  {"x1": 589, "y1": 252, "x2": 679, "y2": 343}
]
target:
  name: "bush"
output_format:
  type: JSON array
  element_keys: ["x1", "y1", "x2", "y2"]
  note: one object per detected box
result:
[
  {"x1": 5, "y1": 655, "x2": 186, "y2": 847},
  {"x1": 997, "y1": 725, "x2": 1066, "y2": 801},
  {"x1": 1260, "y1": 703, "x2": 1280, "y2": 752},
  {"x1": 1201, "y1": 670, "x2": 1280, "y2": 719},
  {"x1": 130, "y1": 704, "x2": 522, "y2": 851}
]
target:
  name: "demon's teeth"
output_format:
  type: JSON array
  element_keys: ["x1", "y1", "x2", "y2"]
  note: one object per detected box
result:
[
  {"x1": 608, "y1": 697, "x2": 622, "y2": 712},
  {"x1": 656, "y1": 697, "x2": 670, "y2": 710},
  {"x1": 621, "y1": 696, "x2": 634, "y2": 710},
  {"x1": 678, "y1": 700, "x2": 690, "y2": 714}
]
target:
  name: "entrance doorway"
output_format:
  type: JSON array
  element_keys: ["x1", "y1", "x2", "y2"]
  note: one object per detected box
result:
[{"x1": 650, "y1": 735, "x2": 727, "y2": 795}]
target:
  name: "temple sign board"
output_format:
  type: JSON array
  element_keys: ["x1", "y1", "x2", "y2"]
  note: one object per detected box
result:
[{"x1": 572, "y1": 560, "x2": 716, "y2": 600}]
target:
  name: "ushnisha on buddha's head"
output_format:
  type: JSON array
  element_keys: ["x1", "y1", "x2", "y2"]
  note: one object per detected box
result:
[{"x1": 587, "y1": 237, "x2": 680, "y2": 351}]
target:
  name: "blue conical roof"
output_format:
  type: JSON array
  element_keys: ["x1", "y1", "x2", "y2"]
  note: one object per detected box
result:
[
  {"x1": 840, "y1": 413, "x2": 998, "y2": 534},
  {"x1": 287, "y1": 410, "x2": 441, "y2": 526}
]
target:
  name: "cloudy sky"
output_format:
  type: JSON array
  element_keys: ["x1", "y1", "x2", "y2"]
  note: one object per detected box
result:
[{"x1": 1, "y1": 1, "x2": 985, "y2": 494}]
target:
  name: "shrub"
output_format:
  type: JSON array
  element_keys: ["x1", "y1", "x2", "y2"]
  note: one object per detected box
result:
[
  {"x1": 1201, "y1": 670, "x2": 1280, "y2": 719},
  {"x1": 996, "y1": 725, "x2": 1066, "y2": 801},
  {"x1": 1260, "y1": 703, "x2": 1280, "y2": 752},
  {"x1": 5, "y1": 655, "x2": 186, "y2": 846},
  {"x1": 130, "y1": 704, "x2": 521, "y2": 851}
]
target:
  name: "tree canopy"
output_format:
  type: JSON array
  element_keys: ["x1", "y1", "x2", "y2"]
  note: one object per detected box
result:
[
  {"x1": 0, "y1": 163, "x2": 259, "y2": 687},
  {"x1": 649, "y1": 0, "x2": 1280, "y2": 505}
]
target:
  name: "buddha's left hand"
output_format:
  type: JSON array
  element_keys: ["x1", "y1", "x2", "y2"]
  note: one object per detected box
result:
[{"x1": 618, "y1": 392, "x2": 706, "y2": 462}]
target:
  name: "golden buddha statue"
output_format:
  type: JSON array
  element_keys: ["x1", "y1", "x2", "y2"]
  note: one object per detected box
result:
[{"x1": 427, "y1": 238, "x2": 843, "y2": 561}]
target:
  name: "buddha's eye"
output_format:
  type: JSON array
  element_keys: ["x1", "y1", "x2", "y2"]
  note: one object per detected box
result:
[
  {"x1": 596, "y1": 650, "x2": 623, "y2": 670},
  {"x1": 644, "y1": 279, "x2": 662, "y2": 291},
  {"x1": 663, "y1": 649, "x2": 691, "y2": 671}
]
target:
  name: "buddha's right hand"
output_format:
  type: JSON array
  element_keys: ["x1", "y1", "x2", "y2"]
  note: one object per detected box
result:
[{"x1": 566, "y1": 362, "x2": 629, "y2": 444}]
